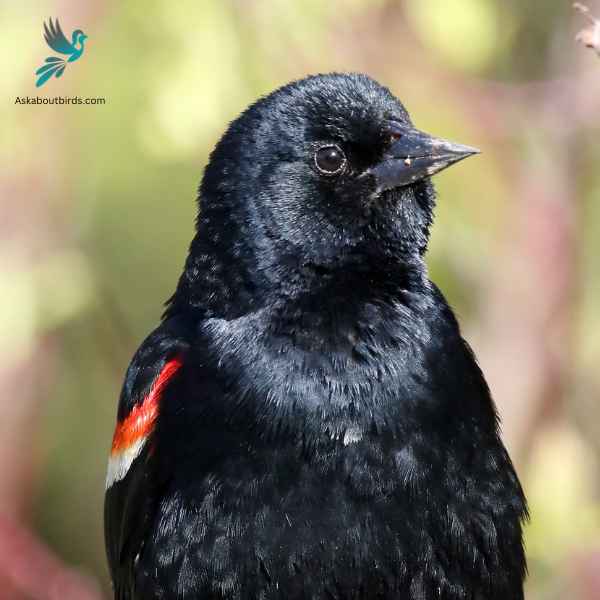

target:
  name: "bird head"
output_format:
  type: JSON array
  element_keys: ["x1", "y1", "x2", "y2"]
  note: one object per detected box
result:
[
  {"x1": 72, "y1": 30, "x2": 87, "y2": 45},
  {"x1": 170, "y1": 74, "x2": 478, "y2": 317}
]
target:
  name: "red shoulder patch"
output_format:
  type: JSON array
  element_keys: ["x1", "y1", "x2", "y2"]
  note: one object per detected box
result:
[
  {"x1": 106, "y1": 356, "x2": 183, "y2": 488},
  {"x1": 111, "y1": 356, "x2": 183, "y2": 453}
]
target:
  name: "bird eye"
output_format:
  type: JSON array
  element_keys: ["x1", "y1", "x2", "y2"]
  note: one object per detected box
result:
[{"x1": 314, "y1": 145, "x2": 346, "y2": 175}]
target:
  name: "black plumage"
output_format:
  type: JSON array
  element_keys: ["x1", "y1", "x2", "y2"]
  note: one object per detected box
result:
[{"x1": 105, "y1": 73, "x2": 527, "y2": 600}]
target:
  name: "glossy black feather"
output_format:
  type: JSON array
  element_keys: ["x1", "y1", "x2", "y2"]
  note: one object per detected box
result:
[{"x1": 105, "y1": 73, "x2": 527, "y2": 600}]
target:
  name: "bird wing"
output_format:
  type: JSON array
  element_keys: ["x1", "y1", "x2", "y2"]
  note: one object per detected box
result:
[
  {"x1": 43, "y1": 18, "x2": 74, "y2": 55},
  {"x1": 104, "y1": 317, "x2": 192, "y2": 600}
]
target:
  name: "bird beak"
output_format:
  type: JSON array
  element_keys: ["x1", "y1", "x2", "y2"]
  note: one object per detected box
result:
[{"x1": 369, "y1": 121, "x2": 480, "y2": 193}]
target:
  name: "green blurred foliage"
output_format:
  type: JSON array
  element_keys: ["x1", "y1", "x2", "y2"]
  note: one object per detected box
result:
[{"x1": 2, "y1": 1, "x2": 599, "y2": 597}]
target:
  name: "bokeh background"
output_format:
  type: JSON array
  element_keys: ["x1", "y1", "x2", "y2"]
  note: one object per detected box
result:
[{"x1": 2, "y1": 1, "x2": 600, "y2": 598}]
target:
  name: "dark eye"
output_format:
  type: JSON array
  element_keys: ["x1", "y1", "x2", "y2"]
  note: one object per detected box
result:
[{"x1": 314, "y1": 145, "x2": 346, "y2": 175}]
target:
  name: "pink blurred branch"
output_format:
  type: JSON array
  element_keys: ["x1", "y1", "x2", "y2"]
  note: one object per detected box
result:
[{"x1": 0, "y1": 515, "x2": 104, "y2": 600}]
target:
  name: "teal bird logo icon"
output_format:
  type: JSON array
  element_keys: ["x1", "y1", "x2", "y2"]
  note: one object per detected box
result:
[{"x1": 35, "y1": 18, "x2": 87, "y2": 88}]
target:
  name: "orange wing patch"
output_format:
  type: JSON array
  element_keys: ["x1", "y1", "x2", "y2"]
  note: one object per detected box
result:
[{"x1": 106, "y1": 356, "x2": 183, "y2": 489}]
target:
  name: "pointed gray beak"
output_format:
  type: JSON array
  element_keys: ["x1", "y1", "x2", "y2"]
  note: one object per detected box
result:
[{"x1": 369, "y1": 121, "x2": 480, "y2": 192}]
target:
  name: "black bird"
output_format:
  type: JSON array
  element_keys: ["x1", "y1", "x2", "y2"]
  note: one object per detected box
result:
[{"x1": 105, "y1": 73, "x2": 527, "y2": 600}]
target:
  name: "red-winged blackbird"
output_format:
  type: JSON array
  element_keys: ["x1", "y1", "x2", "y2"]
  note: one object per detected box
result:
[{"x1": 105, "y1": 73, "x2": 527, "y2": 600}]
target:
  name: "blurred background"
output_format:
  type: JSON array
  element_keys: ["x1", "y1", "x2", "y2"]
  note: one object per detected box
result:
[{"x1": 2, "y1": 1, "x2": 600, "y2": 598}]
